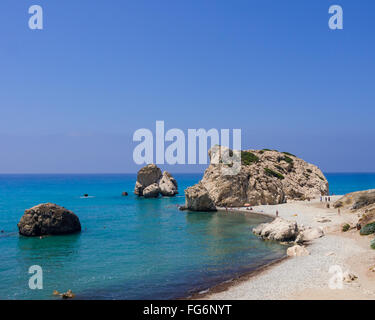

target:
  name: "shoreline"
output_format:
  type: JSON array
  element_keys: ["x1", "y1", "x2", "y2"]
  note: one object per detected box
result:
[{"x1": 186, "y1": 196, "x2": 375, "y2": 300}]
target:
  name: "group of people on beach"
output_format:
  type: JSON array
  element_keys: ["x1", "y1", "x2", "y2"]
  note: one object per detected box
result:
[{"x1": 320, "y1": 196, "x2": 331, "y2": 202}]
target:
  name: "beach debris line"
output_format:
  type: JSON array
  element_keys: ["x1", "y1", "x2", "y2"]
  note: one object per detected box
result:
[
  {"x1": 18, "y1": 203, "x2": 81, "y2": 237},
  {"x1": 134, "y1": 164, "x2": 178, "y2": 198}
]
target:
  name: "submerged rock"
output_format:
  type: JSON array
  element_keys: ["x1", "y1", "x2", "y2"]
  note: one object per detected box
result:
[
  {"x1": 18, "y1": 203, "x2": 81, "y2": 237},
  {"x1": 184, "y1": 145, "x2": 328, "y2": 211},
  {"x1": 134, "y1": 164, "x2": 178, "y2": 198},
  {"x1": 253, "y1": 217, "x2": 298, "y2": 242}
]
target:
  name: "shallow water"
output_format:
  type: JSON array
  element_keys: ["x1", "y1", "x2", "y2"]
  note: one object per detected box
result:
[{"x1": 0, "y1": 173, "x2": 374, "y2": 299}]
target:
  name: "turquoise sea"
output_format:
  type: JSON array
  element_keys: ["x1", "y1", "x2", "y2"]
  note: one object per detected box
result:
[{"x1": 1, "y1": 173, "x2": 375, "y2": 300}]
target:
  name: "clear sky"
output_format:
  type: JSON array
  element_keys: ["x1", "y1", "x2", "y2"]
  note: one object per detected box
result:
[{"x1": 0, "y1": 0, "x2": 374, "y2": 173}]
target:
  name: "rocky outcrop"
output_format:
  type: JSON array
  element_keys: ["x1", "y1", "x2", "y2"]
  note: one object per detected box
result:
[
  {"x1": 296, "y1": 227, "x2": 324, "y2": 243},
  {"x1": 253, "y1": 217, "x2": 299, "y2": 242},
  {"x1": 334, "y1": 190, "x2": 375, "y2": 230},
  {"x1": 18, "y1": 203, "x2": 81, "y2": 237},
  {"x1": 184, "y1": 183, "x2": 217, "y2": 212},
  {"x1": 335, "y1": 189, "x2": 375, "y2": 211},
  {"x1": 184, "y1": 146, "x2": 328, "y2": 211},
  {"x1": 287, "y1": 245, "x2": 310, "y2": 257},
  {"x1": 159, "y1": 171, "x2": 178, "y2": 196},
  {"x1": 134, "y1": 164, "x2": 162, "y2": 196},
  {"x1": 253, "y1": 217, "x2": 325, "y2": 244},
  {"x1": 143, "y1": 183, "x2": 161, "y2": 198},
  {"x1": 134, "y1": 164, "x2": 178, "y2": 198}
]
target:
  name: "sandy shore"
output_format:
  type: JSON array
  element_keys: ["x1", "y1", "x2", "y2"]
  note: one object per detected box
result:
[{"x1": 195, "y1": 197, "x2": 375, "y2": 300}]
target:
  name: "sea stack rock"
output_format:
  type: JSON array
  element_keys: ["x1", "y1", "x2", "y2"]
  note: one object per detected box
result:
[
  {"x1": 184, "y1": 146, "x2": 329, "y2": 211},
  {"x1": 159, "y1": 171, "x2": 178, "y2": 196},
  {"x1": 18, "y1": 203, "x2": 81, "y2": 237},
  {"x1": 134, "y1": 164, "x2": 178, "y2": 198}
]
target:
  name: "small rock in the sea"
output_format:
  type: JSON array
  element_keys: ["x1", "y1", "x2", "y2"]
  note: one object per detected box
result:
[
  {"x1": 53, "y1": 290, "x2": 60, "y2": 296},
  {"x1": 61, "y1": 289, "x2": 75, "y2": 299},
  {"x1": 343, "y1": 271, "x2": 358, "y2": 283},
  {"x1": 0, "y1": 230, "x2": 4, "y2": 233},
  {"x1": 84, "y1": 194, "x2": 89, "y2": 197},
  {"x1": 122, "y1": 191, "x2": 128, "y2": 196},
  {"x1": 287, "y1": 244, "x2": 310, "y2": 257}
]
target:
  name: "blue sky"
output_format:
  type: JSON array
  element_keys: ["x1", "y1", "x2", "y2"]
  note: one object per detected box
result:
[{"x1": 0, "y1": 0, "x2": 374, "y2": 173}]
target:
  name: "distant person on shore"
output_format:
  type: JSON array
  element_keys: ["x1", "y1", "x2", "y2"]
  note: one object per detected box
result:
[
  {"x1": 328, "y1": 197, "x2": 331, "y2": 202},
  {"x1": 276, "y1": 210, "x2": 279, "y2": 217},
  {"x1": 338, "y1": 208, "x2": 341, "y2": 215},
  {"x1": 320, "y1": 196, "x2": 322, "y2": 202}
]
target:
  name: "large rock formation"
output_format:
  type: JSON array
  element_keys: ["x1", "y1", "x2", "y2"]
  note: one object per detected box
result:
[
  {"x1": 185, "y1": 146, "x2": 329, "y2": 211},
  {"x1": 18, "y1": 203, "x2": 81, "y2": 237},
  {"x1": 134, "y1": 164, "x2": 178, "y2": 198}
]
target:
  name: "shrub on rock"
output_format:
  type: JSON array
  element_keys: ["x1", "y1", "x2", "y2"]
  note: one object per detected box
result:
[{"x1": 360, "y1": 222, "x2": 375, "y2": 236}]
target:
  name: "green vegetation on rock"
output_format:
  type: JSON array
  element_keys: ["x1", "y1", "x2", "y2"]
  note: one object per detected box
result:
[
  {"x1": 371, "y1": 239, "x2": 375, "y2": 250},
  {"x1": 342, "y1": 224, "x2": 350, "y2": 232},
  {"x1": 241, "y1": 151, "x2": 259, "y2": 166},
  {"x1": 282, "y1": 152, "x2": 296, "y2": 157},
  {"x1": 264, "y1": 168, "x2": 285, "y2": 180},
  {"x1": 282, "y1": 156, "x2": 294, "y2": 164},
  {"x1": 360, "y1": 222, "x2": 375, "y2": 235}
]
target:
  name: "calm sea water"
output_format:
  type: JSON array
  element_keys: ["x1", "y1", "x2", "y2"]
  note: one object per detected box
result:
[{"x1": 0, "y1": 173, "x2": 374, "y2": 300}]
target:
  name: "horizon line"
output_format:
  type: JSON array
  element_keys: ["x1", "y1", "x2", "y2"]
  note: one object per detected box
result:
[{"x1": 1, "y1": 172, "x2": 375, "y2": 175}]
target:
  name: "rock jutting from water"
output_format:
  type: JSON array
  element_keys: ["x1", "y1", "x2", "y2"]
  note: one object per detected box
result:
[
  {"x1": 18, "y1": 203, "x2": 81, "y2": 237},
  {"x1": 184, "y1": 145, "x2": 329, "y2": 211},
  {"x1": 134, "y1": 164, "x2": 178, "y2": 198}
]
